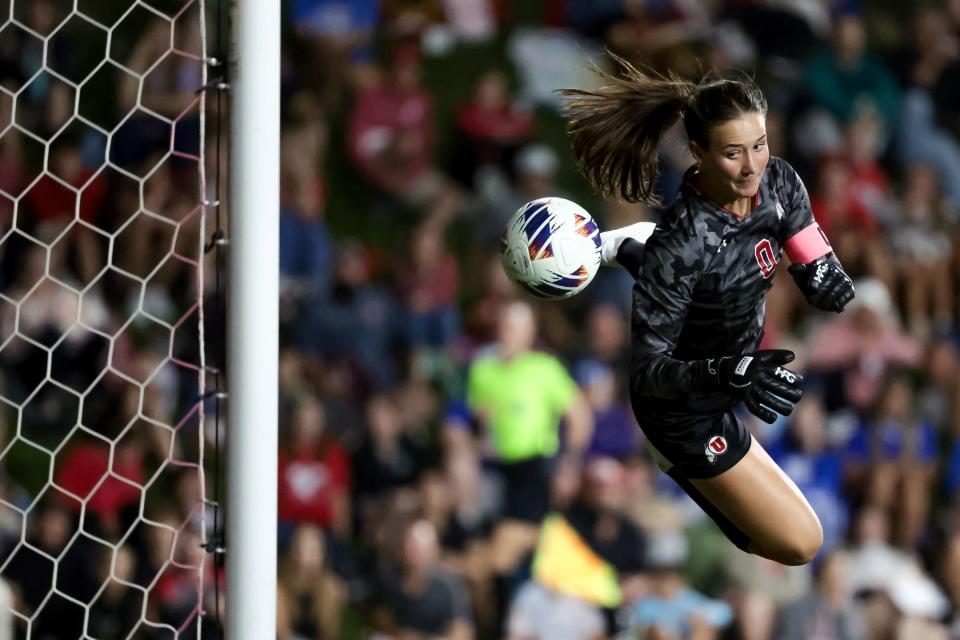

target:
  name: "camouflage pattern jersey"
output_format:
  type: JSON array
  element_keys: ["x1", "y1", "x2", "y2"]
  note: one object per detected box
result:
[{"x1": 629, "y1": 156, "x2": 839, "y2": 425}]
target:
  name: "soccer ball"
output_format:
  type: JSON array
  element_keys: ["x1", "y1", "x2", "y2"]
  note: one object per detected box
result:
[{"x1": 500, "y1": 197, "x2": 602, "y2": 299}]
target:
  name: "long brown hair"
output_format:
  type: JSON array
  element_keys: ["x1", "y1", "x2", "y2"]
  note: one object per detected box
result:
[{"x1": 561, "y1": 55, "x2": 767, "y2": 204}]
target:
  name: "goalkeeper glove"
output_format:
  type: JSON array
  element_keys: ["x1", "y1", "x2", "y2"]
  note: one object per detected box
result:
[
  {"x1": 788, "y1": 257, "x2": 855, "y2": 313},
  {"x1": 714, "y1": 349, "x2": 804, "y2": 424}
]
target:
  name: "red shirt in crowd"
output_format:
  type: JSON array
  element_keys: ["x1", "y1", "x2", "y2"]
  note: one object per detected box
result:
[
  {"x1": 278, "y1": 441, "x2": 350, "y2": 526},
  {"x1": 810, "y1": 195, "x2": 877, "y2": 237},
  {"x1": 27, "y1": 171, "x2": 106, "y2": 225},
  {"x1": 56, "y1": 443, "x2": 143, "y2": 517},
  {"x1": 348, "y1": 81, "x2": 434, "y2": 190},
  {"x1": 457, "y1": 102, "x2": 533, "y2": 144}
]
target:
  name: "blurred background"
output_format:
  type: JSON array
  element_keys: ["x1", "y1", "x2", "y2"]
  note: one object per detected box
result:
[{"x1": 3, "y1": 0, "x2": 960, "y2": 638}]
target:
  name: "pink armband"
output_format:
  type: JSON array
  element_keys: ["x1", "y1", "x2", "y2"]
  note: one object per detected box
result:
[{"x1": 785, "y1": 222, "x2": 832, "y2": 264}]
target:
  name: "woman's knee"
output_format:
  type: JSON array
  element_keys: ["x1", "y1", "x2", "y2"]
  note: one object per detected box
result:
[{"x1": 754, "y1": 514, "x2": 823, "y2": 565}]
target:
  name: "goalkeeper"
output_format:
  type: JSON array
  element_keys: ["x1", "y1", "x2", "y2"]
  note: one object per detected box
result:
[{"x1": 561, "y1": 59, "x2": 854, "y2": 565}]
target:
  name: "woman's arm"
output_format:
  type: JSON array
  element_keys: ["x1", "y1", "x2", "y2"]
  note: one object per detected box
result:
[
  {"x1": 774, "y1": 157, "x2": 855, "y2": 313},
  {"x1": 632, "y1": 221, "x2": 803, "y2": 422},
  {"x1": 630, "y1": 223, "x2": 714, "y2": 399}
]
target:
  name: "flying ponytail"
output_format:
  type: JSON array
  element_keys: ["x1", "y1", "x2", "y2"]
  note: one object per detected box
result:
[
  {"x1": 562, "y1": 56, "x2": 767, "y2": 205},
  {"x1": 561, "y1": 55, "x2": 695, "y2": 205}
]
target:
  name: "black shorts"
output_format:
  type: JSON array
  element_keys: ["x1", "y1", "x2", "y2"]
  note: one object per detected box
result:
[
  {"x1": 639, "y1": 408, "x2": 752, "y2": 479},
  {"x1": 496, "y1": 456, "x2": 552, "y2": 523}
]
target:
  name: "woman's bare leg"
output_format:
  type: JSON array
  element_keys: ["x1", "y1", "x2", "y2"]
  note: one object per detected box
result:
[{"x1": 688, "y1": 437, "x2": 823, "y2": 565}]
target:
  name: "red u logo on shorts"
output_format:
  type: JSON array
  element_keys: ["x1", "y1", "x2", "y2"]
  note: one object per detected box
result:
[{"x1": 708, "y1": 435, "x2": 727, "y2": 454}]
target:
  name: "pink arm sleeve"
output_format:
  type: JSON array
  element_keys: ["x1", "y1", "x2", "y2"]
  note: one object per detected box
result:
[{"x1": 784, "y1": 222, "x2": 832, "y2": 264}]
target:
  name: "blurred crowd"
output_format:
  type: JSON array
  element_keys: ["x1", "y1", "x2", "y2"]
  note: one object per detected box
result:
[
  {"x1": 269, "y1": 0, "x2": 960, "y2": 639},
  {"x1": 1, "y1": 0, "x2": 960, "y2": 639}
]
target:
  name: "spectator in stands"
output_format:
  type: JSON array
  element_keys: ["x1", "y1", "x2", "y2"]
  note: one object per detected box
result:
[
  {"x1": 890, "y1": 163, "x2": 955, "y2": 338},
  {"x1": 917, "y1": 336, "x2": 960, "y2": 436},
  {"x1": 87, "y1": 546, "x2": 142, "y2": 639},
  {"x1": 153, "y1": 523, "x2": 208, "y2": 629},
  {"x1": 115, "y1": 21, "x2": 201, "y2": 167},
  {"x1": 576, "y1": 359, "x2": 641, "y2": 461},
  {"x1": 888, "y1": 5, "x2": 960, "y2": 125},
  {"x1": 804, "y1": 11, "x2": 900, "y2": 136},
  {"x1": 773, "y1": 549, "x2": 867, "y2": 639},
  {"x1": 352, "y1": 392, "x2": 424, "y2": 539},
  {"x1": 464, "y1": 254, "x2": 520, "y2": 346},
  {"x1": 418, "y1": 469, "x2": 496, "y2": 636},
  {"x1": 622, "y1": 530, "x2": 733, "y2": 640},
  {"x1": 605, "y1": 0, "x2": 711, "y2": 74},
  {"x1": 298, "y1": 240, "x2": 406, "y2": 390},
  {"x1": 395, "y1": 221, "x2": 461, "y2": 348},
  {"x1": 453, "y1": 70, "x2": 534, "y2": 188},
  {"x1": 277, "y1": 524, "x2": 347, "y2": 640},
  {"x1": 381, "y1": 0, "x2": 446, "y2": 39},
  {"x1": 2, "y1": 0, "x2": 69, "y2": 136},
  {"x1": 621, "y1": 453, "x2": 686, "y2": 535},
  {"x1": 290, "y1": 0, "x2": 379, "y2": 68},
  {"x1": 348, "y1": 44, "x2": 462, "y2": 226},
  {"x1": 0, "y1": 237, "x2": 108, "y2": 401},
  {"x1": 718, "y1": 0, "x2": 825, "y2": 62},
  {"x1": 845, "y1": 372, "x2": 938, "y2": 548},
  {"x1": 372, "y1": 518, "x2": 474, "y2": 640},
  {"x1": 892, "y1": 6, "x2": 960, "y2": 206},
  {"x1": 3, "y1": 502, "x2": 73, "y2": 616},
  {"x1": 285, "y1": 5, "x2": 377, "y2": 113},
  {"x1": 581, "y1": 303, "x2": 631, "y2": 378},
  {"x1": 26, "y1": 133, "x2": 106, "y2": 233},
  {"x1": 440, "y1": 400, "x2": 486, "y2": 523},
  {"x1": 807, "y1": 279, "x2": 922, "y2": 413},
  {"x1": 847, "y1": 506, "x2": 951, "y2": 639},
  {"x1": 724, "y1": 554, "x2": 811, "y2": 640},
  {"x1": 844, "y1": 108, "x2": 898, "y2": 225},
  {"x1": 568, "y1": 457, "x2": 648, "y2": 598},
  {"x1": 278, "y1": 396, "x2": 351, "y2": 539},
  {"x1": 506, "y1": 579, "x2": 606, "y2": 640},
  {"x1": 514, "y1": 144, "x2": 565, "y2": 205},
  {"x1": 508, "y1": 462, "x2": 652, "y2": 639},
  {"x1": 6, "y1": 502, "x2": 93, "y2": 637},
  {"x1": 55, "y1": 435, "x2": 143, "y2": 535},
  {"x1": 280, "y1": 120, "x2": 334, "y2": 308},
  {"x1": 808, "y1": 155, "x2": 893, "y2": 289}
]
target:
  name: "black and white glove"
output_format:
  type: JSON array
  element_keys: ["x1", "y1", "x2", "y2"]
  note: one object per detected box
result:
[
  {"x1": 715, "y1": 349, "x2": 804, "y2": 424},
  {"x1": 788, "y1": 257, "x2": 855, "y2": 313}
]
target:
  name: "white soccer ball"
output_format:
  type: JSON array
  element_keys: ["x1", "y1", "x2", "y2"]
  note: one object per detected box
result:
[{"x1": 499, "y1": 197, "x2": 602, "y2": 299}]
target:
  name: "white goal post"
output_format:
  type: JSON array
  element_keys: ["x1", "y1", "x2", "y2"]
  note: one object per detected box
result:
[{"x1": 225, "y1": 0, "x2": 280, "y2": 638}]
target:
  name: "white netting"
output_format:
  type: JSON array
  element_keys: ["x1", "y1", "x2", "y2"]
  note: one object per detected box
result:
[{"x1": 0, "y1": 0, "x2": 209, "y2": 637}]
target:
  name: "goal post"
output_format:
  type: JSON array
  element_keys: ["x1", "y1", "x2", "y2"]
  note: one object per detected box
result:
[{"x1": 225, "y1": 0, "x2": 280, "y2": 638}]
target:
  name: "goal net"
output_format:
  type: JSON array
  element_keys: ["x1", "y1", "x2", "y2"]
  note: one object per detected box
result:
[{"x1": 0, "y1": 0, "x2": 210, "y2": 637}]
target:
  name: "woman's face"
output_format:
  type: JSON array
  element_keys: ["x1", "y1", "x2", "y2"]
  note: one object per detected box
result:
[
  {"x1": 368, "y1": 396, "x2": 401, "y2": 444},
  {"x1": 292, "y1": 399, "x2": 325, "y2": 446},
  {"x1": 691, "y1": 111, "x2": 769, "y2": 206}
]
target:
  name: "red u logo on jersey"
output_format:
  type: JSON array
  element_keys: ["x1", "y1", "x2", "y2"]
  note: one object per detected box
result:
[{"x1": 754, "y1": 238, "x2": 778, "y2": 279}]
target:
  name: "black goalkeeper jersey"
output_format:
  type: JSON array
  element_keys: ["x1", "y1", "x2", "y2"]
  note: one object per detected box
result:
[{"x1": 630, "y1": 156, "x2": 825, "y2": 423}]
